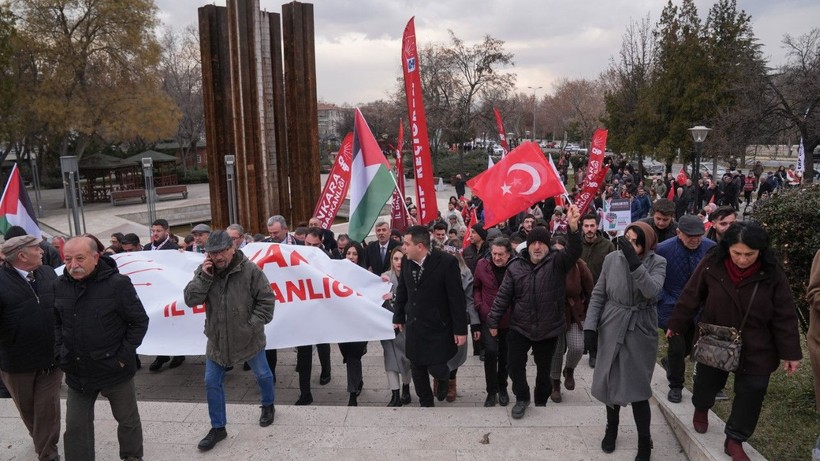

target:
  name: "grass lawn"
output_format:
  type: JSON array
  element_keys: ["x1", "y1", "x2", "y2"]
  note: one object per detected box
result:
[{"x1": 657, "y1": 333, "x2": 819, "y2": 460}]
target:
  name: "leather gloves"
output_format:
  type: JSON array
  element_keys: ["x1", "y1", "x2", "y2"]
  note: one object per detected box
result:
[
  {"x1": 584, "y1": 330, "x2": 598, "y2": 354},
  {"x1": 619, "y1": 236, "x2": 642, "y2": 271}
]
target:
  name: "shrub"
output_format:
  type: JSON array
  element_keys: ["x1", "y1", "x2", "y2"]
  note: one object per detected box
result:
[
  {"x1": 177, "y1": 167, "x2": 209, "y2": 184},
  {"x1": 751, "y1": 183, "x2": 820, "y2": 334}
]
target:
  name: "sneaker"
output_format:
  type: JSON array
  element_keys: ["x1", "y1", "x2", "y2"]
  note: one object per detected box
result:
[
  {"x1": 667, "y1": 387, "x2": 682, "y2": 403},
  {"x1": 498, "y1": 388, "x2": 510, "y2": 407},
  {"x1": 511, "y1": 400, "x2": 529, "y2": 419},
  {"x1": 259, "y1": 404, "x2": 275, "y2": 427},
  {"x1": 295, "y1": 393, "x2": 313, "y2": 406},
  {"x1": 715, "y1": 390, "x2": 729, "y2": 401},
  {"x1": 197, "y1": 427, "x2": 227, "y2": 451},
  {"x1": 483, "y1": 393, "x2": 498, "y2": 407}
]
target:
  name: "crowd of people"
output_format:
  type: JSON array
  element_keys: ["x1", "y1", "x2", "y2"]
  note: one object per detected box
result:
[{"x1": 0, "y1": 154, "x2": 812, "y2": 461}]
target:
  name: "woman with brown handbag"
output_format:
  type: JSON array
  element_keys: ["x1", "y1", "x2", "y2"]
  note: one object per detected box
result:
[{"x1": 667, "y1": 222, "x2": 802, "y2": 461}]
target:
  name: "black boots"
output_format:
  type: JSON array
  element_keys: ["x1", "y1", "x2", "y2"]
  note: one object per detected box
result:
[
  {"x1": 387, "y1": 390, "x2": 402, "y2": 407},
  {"x1": 198, "y1": 427, "x2": 227, "y2": 451},
  {"x1": 348, "y1": 392, "x2": 358, "y2": 406},
  {"x1": 635, "y1": 436, "x2": 653, "y2": 461},
  {"x1": 401, "y1": 384, "x2": 411, "y2": 405},
  {"x1": 259, "y1": 404, "x2": 275, "y2": 427},
  {"x1": 601, "y1": 405, "x2": 619, "y2": 453}
]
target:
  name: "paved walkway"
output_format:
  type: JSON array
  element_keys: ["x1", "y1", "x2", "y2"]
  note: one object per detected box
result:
[{"x1": 4, "y1": 178, "x2": 767, "y2": 460}]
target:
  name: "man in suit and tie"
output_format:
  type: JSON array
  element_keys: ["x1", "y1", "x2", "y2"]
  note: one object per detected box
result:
[
  {"x1": 392, "y1": 225, "x2": 467, "y2": 407},
  {"x1": 365, "y1": 221, "x2": 398, "y2": 275}
]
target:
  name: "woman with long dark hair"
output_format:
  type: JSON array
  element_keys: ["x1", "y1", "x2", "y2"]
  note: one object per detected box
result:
[
  {"x1": 339, "y1": 242, "x2": 368, "y2": 406},
  {"x1": 668, "y1": 222, "x2": 801, "y2": 461}
]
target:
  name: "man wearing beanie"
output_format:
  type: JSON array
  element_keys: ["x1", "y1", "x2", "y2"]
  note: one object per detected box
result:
[
  {"x1": 487, "y1": 205, "x2": 582, "y2": 419},
  {"x1": 462, "y1": 223, "x2": 489, "y2": 274}
]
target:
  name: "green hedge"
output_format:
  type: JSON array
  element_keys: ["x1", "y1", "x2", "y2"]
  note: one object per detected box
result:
[
  {"x1": 177, "y1": 168, "x2": 209, "y2": 184},
  {"x1": 750, "y1": 183, "x2": 820, "y2": 334}
]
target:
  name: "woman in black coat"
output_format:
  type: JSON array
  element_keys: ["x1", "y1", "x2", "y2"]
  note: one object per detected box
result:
[{"x1": 339, "y1": 242, "x2": 368, "y2": 406}]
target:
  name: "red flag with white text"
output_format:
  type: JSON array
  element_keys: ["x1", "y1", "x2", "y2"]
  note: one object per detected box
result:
[
  {"x1": 312, "y1": 133, "x2": 353, "y2": 229},
  {"x1": 467, "y1": 142, "x2": 565, "y2": 228},
  {"x1": 574, "y1": 129, "x2": 607, "y2": 215},
  {"x1": 390, "y1": 121, "x2": 409, "y2": 232},
  {"x1": 401, "y1": 17, "x2": 438, "y2": 224},
  {"x1": 493, "y1": 107, "x2": 509, "y2": 156}
]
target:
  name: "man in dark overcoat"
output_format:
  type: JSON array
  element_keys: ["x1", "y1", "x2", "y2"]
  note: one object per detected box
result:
[{"x1": 392, "y1": 225, "x2": 467, "y2": 407}]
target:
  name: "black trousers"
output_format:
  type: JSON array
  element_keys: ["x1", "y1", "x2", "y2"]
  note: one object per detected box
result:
[
  {"x1": 411, "y1": 362, "x2": 450, "y2": 407},
  {"x1": 692, "y1": 363, "x2": 770, "y2": 441},
  {"x1": 666, "y1": 327, "x2": 694, "y2": 389},
  {"x1": 296, "y1": 343, "x2": 331, "y2": 394},
  {"x1": 481, "y1": 324, "x2": 508, "y2": 394},
  {"x1": 506, "y1": 329, "x2": 557, "y2": 405}
]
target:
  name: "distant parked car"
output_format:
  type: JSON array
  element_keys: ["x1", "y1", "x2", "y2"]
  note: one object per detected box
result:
[{"x1": 492, "y1": 145, "x2": 505, "y2": 155}]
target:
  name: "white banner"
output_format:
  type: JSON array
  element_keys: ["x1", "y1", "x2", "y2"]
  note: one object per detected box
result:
[{"x1": 106, "y1": 243, "x2": 394, "y2": 355}]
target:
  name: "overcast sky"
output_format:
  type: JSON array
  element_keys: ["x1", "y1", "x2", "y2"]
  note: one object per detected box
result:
[{"x1": 155, "y1": 0, "x2": 819, "y2": 106}]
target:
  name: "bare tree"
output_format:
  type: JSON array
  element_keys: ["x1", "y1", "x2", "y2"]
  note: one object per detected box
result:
[{"x1": 159, "y1": 25, "x2": 204, "y2": 177}]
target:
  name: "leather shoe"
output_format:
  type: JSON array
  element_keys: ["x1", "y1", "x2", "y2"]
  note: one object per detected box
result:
[
  {"x1": 511, "y1": 400, "x2": 529, "y2": 419},
  {"x1": 483, "y1": 393, "x2": 497, "y2": 407},
  {"x1": 588, "y1": 354, "x2": 596, "y2": 368},
  {"x1": 148, "y1": 356, "x2": 169, "y2": 371},
  {"x1": 562, "y1": 368, "x2": 575, "y2": 390},
  {"x1": 693, "y1": 408, "x2": 709, "y2": 433},
  {"x1": 168, "y1": 356, "x2": 185, "y2": 368},
  {"x1": 724, "y1": 437, "x2": 750, "y2": 461},
  {"x1": 295, "y1": 393, "x2": 313, "y2": 406},
  {"x1": 498, "y1": 388, "x2": 510, "y2": 407},
  {"x1": 197, "y1": 427, "x2": 227, "y2": 451},
  {"x1": 319, "y1": 373, "x2": 331, "y2": 385},
  {"x1": 667, "y1": 387, "x2": 682, "y2": 403},
  {"x1": 259, "y1": 404, "x2": 275, "y2": 427}
]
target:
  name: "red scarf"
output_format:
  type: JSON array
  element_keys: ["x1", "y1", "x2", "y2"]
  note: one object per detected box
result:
[{"x1": 723, "y1": 258, "x2": 762, "y2": 286}]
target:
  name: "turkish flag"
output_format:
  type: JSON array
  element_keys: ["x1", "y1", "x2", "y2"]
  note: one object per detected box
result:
[
  {"x1": 676, "y1": 167, "x2": 688, "y2": 186},
  {"x1": 467, "y1": 142, "x2": 565, "y2": 228}
]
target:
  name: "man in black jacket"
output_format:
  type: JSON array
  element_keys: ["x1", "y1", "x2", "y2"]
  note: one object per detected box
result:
[
  {"x1": 365, "y1": 221, "x2": 398, "y2": 276},
  {"x1": 392, "y1": 225, "x2": 467, "y2": 407},
  {"x1": 488, "y1": 205, "x2": 581, "y2": 419},
  {"x1": 0, "y1": 235, "x2": 61, "y2": 461},
  {"x1": 55, "y1": 236, "x2": 149, "y2": 461},
  {"x1": 3, "y1": 226, "x2": 62, "y2": 268},
  {"x1": 143, "y1": 218, "x2": 184, "y2": 372}
]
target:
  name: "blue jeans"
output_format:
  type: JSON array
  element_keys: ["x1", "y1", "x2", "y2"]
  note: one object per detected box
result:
[{"x1": 205, "y1": 349, "x2": 275, "y2": 428}]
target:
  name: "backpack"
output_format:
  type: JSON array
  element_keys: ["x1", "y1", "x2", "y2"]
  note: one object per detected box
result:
[{"x1": 743, "y1": 176, "x2": 755, "y2": 192}]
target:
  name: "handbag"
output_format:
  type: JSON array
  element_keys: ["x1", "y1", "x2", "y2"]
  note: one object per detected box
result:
[{"x1": 691, "y1": 283, "x2": 758, "y2": 372}]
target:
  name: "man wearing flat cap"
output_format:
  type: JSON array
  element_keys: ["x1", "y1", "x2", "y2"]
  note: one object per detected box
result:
[
  {"x1": 187, "y1": 224, "x2": 211, "y2": 253},
  {"x1": 0, "y1": 235, "x2": 61, "y2": 461},
  {"x1": 487, "y1": 204, "x2": 582, "y2": 419},
  {"x1": 184, "y1": 230, "x2": 276, "y2": 451},
  {"x1": 655, "y1": 214, "x2": 716, "y2": 403},
  {"x1": 55, "y1": 236, "x2": 149, "y2": 461}
]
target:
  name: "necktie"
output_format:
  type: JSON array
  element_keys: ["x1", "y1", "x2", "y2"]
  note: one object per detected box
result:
[
  {"x1": 26, "y1": 272, "x2": 37, "y2": 290},
  {"x1": 380, "y1": 245, "x2": 386, "y2": 262}
]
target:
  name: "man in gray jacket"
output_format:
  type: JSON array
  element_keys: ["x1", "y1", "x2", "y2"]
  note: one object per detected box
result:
[{"x1": 184, "y1": 231, "x2": 276, "y2": 452}]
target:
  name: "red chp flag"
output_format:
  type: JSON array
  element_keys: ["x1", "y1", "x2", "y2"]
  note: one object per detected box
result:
[
  {"x1": 390, "y1": 121, "x2": 409, "y2": 232},
  {"x1": 467, "y1": 142, "x2": 565, "y2": 228},
  {"x1": 574, "y1": 129, "x2": 607, "y2": 215},
  {"x1": 493, "y1": 107, "x2": 509, "y2": 156},
  {"x1": 312, "y1": 132, "x2": 353, "y2": 229},
  {"x1": 402, "y1": 17, "x2": 438, "y2": 225},
  {"x1": 676, "y1": 167, "x2": 688, "y2": 186}
]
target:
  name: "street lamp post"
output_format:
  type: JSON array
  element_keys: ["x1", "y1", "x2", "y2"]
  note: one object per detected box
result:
[
  {"x1": 688, "y1": 125, "x2": 711, "y2": 213},
  {"x1": 142, "y1": 158, "x2": 156, "y2": 228},
  {"x1": 527, "y1": 86, "x2": 542, "y2": 142},
  {"x1": 224, "y1": 155, "x2": 237, "y2": 225}
]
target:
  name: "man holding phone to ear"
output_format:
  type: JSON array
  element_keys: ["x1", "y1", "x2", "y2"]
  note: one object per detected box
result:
[{"x1": 184, "y1": 230, "x2": 276, "y2": 452}]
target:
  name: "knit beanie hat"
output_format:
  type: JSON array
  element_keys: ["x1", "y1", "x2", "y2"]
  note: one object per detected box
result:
[
  {"x1": 526, "y1": 227, "x2": 550, "y2": 247},
  {"x1": 471, "y1": 223, "x2": 488, "y2": 241}
]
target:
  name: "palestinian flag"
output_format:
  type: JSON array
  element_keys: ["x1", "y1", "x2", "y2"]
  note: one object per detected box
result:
[
  {"x1": 347, "y1": 109, "x2": 395, "y2": 242},
  {"x1": 0, "y1": 163, "x2": 41, "y2": 238}
]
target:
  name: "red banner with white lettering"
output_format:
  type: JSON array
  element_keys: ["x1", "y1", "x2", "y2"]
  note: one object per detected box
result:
[
  {"x1": 493, "y1": 107, "x2": 509, "y2": 156},
  {"x1": 574, "y1": 129, "x2": 607, "y2": 215},
  {"x1": 402, "y1": 17, "x2": 438, "y2": 225},
  {"x1": 390, "y1": 121, "x2": 409, "y2": 232},
  {"x1": 312, "y1": 132, "x2": 353, "y2": 229}
]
